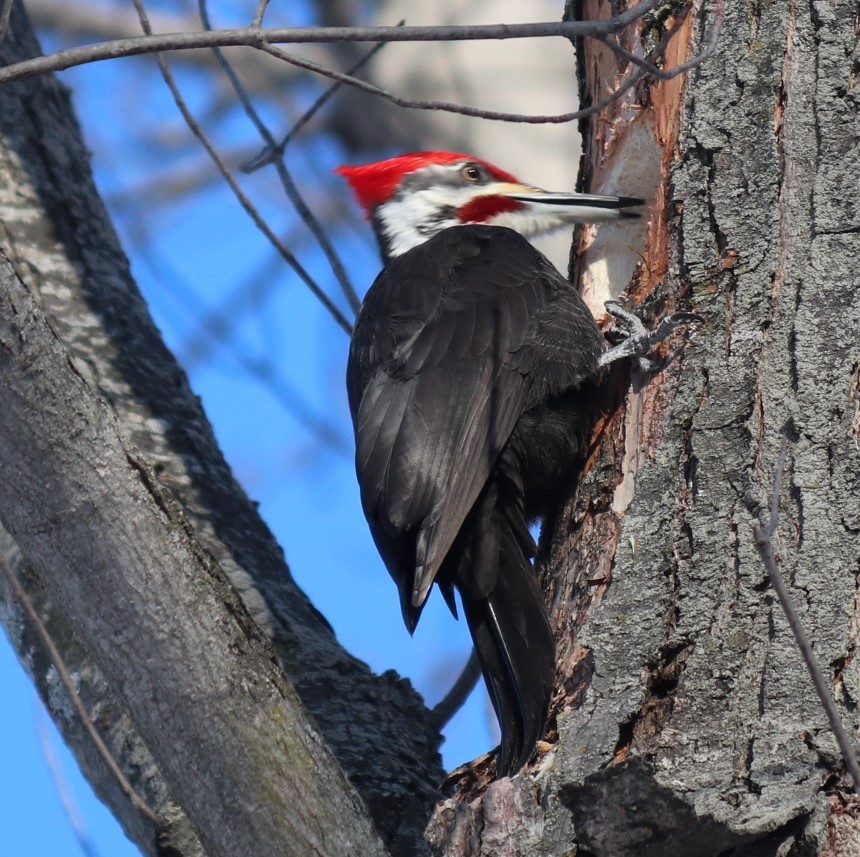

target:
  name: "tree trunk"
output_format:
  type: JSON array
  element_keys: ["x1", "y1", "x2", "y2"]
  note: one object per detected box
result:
[
  {"x1": 427, "y1": 1, "x2": 860, "y2": 855},
  {"x1": 0, "y1": 4, "x2": 441, "y2": 855},
  {"x1": 3, "y1": 1, "x2": 859, "y2": 855}
]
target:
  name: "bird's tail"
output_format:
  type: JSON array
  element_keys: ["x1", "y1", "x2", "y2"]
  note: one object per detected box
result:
[{"x1": 453, "y1": 483, "x2": 556, "y2": 777}]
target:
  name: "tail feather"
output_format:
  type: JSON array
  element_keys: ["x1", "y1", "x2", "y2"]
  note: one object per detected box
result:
[{"x1": 457, "y1": 498, "x2": 555, "y2": 777}]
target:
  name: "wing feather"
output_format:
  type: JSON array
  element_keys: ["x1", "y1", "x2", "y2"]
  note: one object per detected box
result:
[{"x1": 347, "y1": 225, "x2": 600, "y2": 613}]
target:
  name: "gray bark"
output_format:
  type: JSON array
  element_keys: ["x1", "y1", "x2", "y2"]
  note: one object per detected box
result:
[
  {"x1": 428, "y1": 1, "x2": 860, "y2": 855},
  {"x1": 0, "y1": 251, "x2": 388, "y2": 857},
  {"x1": 4, "y1": 1, "x2": 859, "y2": 855},
  {"x1": 0, "y1": 3, "x2": 441, "y2": 855}
]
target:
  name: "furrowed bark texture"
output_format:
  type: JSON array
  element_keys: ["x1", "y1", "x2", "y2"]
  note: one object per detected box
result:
[
  {"x1": 0, "y1": 3, "x2": 441, "y2": 855},
  {"x1": 0, "y1": 254, "x2": 390, "y2": 857},
  {"x1": 427, "y1": 2, "x2": 860, "y2": 855}
]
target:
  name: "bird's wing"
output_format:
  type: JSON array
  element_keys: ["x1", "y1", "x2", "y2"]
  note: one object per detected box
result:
[{"x1": 350, "y1": 226, "x2": 581, "y2": 610}]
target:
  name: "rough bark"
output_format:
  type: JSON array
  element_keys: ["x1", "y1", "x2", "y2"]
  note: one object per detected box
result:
[
  {"x1": 428, "y1": 1, "x2": 860, "y2": 855},
  {"x1": 4, "y1": 1, "x2": 858, "y2": 854},
  {"x1": 0, "y1": 4, "x2": 442, "y2": 855},
  {"x1": 0, "y1": 251, "x2": 390, "y2": 857}
]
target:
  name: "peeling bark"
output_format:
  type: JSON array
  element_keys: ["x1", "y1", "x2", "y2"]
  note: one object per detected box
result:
[
  {"x1": 428, "y1": 1, "x2": 860, "y2": 854},
  {"x1": 0, "y1": 4, "x2": 441, "y2": 855},
  {"x1": 2, "y1": 0, "x2": 858, "y2": 853}
]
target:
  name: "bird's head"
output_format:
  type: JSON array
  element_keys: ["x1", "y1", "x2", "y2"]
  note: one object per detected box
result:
[{"x1": 336, "y1": 151, "x2": 643, "y2": 262}]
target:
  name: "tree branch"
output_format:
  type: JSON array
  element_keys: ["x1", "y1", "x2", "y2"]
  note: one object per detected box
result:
[
  {"x1": 753, "y1": 439, "x2": 860, "y2": 791},
  {"x1": 0, "y1": 249, "x2": 389, "y2": 857},
  {"x1": 251, "y1": 0, "x2": 271, "y2": 29},
  {"x1": 0, "y1": 7, "x2": 657, "y2": 85},
  {"x1": 259, "y1": 40, "x2": 647, "y2": 125},
  {"x1": 130, "y1": 0, "x2": 353, "y2": 334}
]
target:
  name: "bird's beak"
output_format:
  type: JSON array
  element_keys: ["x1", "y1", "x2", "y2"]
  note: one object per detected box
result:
[{"x1": 493, "y1": 181, "x2": 644, "y2": 224}]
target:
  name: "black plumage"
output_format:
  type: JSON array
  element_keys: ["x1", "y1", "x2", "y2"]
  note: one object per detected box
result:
[{"x1": 347, "y1": 224, "x2": 606, "y2": 776}]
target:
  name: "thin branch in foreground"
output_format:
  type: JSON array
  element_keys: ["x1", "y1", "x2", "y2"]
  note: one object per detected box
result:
[
  {"x1": 0, "y1": 0, "x2": 13, "y2": 45},
  {"x1": 429, "y1": 649, "x2": 483, "y2": 732},
  {"x1": 0, "y1": 6, "x2": 659, "y2": 85},
  {"x1": 0, "y1": 553, "x2": 164, "y2": 828},
  {"x1": 197, "y1": 0, "x2": 360, "y2": 315},
  {"x1": 596, "y1": 0, "x2": 724, "y2": 82},
  {"x1": 259, "y1": 40, "x2": 646, "y2": 125},
  {"x1": 250, "y1": 0, "x2": 271, "y2": 29},
  {"x1": 752, "y1": 439, "x2": 860, "y2": 790},
  {"x1": 131, "y1": 0, "x2": 353, "y2": 335},
  {"x1": 242, "y1": 28, "x2": 397, "y2": 171}
]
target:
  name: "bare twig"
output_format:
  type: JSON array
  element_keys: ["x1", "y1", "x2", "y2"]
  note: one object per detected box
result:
[
  {"x1": 132, "y1": 0, "x2": 353, "y2": 335},
  {"x1": 260, "y1": 40, "x2": 647, "y2": 125},
  {"x1": 251, "y1": 0, "x2": 271, "y2": 29},
  {"x1": 596, "y1": 0, "x2": 724, "y2": 81},
  {"x1": 37, "y1": 710, "x2": 101, "y2": 857},
  {"x1": 752, "y1": 439, "x2": 860, "y2": 790},
  {"x1": 0, "y1": 553, "x2": 164, "y2": 827},
  {"x1": 0, "y1": 6, "x2": 658, "y2": 86},
  {"x1": 243, "y1": 29, "x2": 398, "y2": 171},
  {"x1": 429, "y1": 649, "x2": 483, "y2": 732},
  {"x1": 0, "y1": 0, "x2": 13, "y2": 45},
  {"x1": 197, "y1": 0, "x2": 359, "y2": 314}
]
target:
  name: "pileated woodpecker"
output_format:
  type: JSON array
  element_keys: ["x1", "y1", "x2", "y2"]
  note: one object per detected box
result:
[{"x1": 338, "y1": 151, "x2": 645, "y2": 778}]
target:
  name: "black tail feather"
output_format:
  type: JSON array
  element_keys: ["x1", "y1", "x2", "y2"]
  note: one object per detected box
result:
[{"x1": 457, "y1": 498, "x2": 555, "y2": 777}]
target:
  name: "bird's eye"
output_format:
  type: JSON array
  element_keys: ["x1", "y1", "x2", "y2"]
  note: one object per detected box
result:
[{"x1": 461, "y1": 164, "x2": 483, "y2": 183}]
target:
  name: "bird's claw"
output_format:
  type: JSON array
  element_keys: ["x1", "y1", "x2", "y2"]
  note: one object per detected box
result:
[{"x1": 598, "y1": 301, "x2": 702, "y2": 372}]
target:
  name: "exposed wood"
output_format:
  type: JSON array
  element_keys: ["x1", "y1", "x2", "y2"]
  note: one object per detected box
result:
[
  {"x1": 2, "y1": 0, "x2": 858, "y2": 853},
  {"x1": 0, "y1": 4, "x2": 441, "y2": 855},
  {"x1": 427, "y1": 1, "x2": 860, "y2": 854}
]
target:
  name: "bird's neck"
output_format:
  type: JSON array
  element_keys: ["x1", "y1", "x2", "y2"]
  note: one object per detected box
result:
[
  {"x1": 371, "y1": 199, "x2": 570, "y2": 264},
  {"x1": 371, "y1": 195, "x2": 460, "y2": 262}
]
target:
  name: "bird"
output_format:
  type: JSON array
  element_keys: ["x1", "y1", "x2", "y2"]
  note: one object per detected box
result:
[{"x1": 337, "y1": 151, "x2": 644, "y2": 778}]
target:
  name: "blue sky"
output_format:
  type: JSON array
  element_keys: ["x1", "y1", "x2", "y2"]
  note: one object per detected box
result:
[{"x1": 0, "y1": 12, "x2": 500, "y2": 855}]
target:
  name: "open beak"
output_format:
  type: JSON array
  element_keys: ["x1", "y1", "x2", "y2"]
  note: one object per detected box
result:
[{"x1": 495, "y1": 182, "x2": 644, "y2": 223}]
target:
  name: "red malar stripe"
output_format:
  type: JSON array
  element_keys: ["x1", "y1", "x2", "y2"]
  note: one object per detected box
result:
[
  {"x1": 335, "y1": 152, "x2": 519, "y2": 216},
  {"x1": 457, "y1": 194, "x2": 524, "y2": 224}
]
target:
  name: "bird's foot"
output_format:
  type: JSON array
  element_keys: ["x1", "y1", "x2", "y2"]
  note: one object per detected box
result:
[{"x1": 598, "y1": 301, "x2": 702, "y2": 372}]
